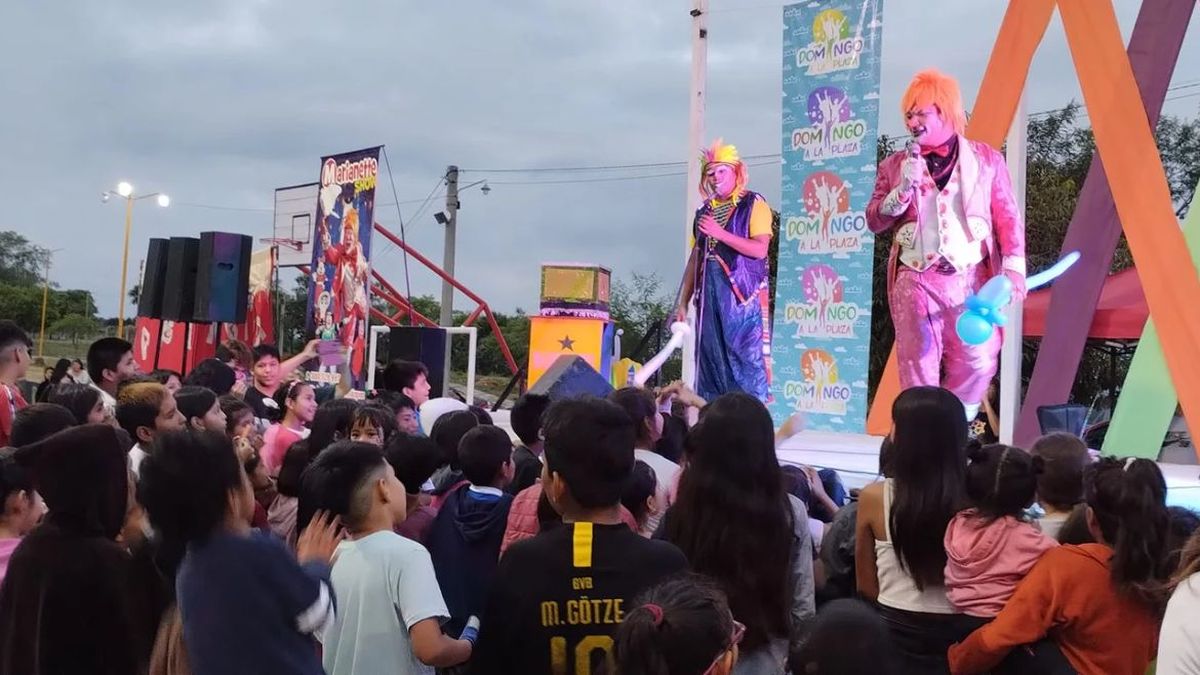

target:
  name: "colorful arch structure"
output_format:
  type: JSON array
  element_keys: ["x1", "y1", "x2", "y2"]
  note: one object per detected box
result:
[{"x1": 867, "y1": 0, "x2": 1200, "y2": 460}]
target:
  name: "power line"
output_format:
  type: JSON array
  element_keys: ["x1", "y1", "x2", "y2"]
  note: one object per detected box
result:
[
  {"x1": 175, "y1": 202, "x2": 273, "y2": 213},
  {"x1": 175, "y1": 193, "x2": 444, "y2": 214},
  {"x1": 487, "y1": 158, "x2": 780, "y2": 186},
  {"x1": 460, "y1": 153, "x2": 780, "y2": 174},
  {"x1": 372, "y1": 174, "x2": 445, "y2": 263}
]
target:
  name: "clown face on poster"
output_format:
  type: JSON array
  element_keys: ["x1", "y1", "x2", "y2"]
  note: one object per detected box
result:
[
  {"x1": 307, "y1": 146, "x2": 379, "y2": 391},
  {"x1": 771, "y1": 1, "x2": 882, "y2": 432}
]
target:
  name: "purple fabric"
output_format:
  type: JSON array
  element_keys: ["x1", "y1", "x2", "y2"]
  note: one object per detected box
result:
[
  {"x1": 694, "y1": 191, "x2": 769, "y2": 302},
  {"x1": 1016, "y1": 0, "x2": 1197, "y2": 444}
]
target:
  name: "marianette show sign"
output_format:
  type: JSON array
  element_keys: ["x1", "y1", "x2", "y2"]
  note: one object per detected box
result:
[{"x1": 771, "y1": 0, "x2": 882, "y2": 433}]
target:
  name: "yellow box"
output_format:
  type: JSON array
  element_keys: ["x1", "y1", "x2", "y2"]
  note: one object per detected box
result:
[{"x1": 539, "y1": 263, "x2": 611, "y2": 319}]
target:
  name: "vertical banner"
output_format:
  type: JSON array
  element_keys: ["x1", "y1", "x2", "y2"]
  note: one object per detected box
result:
[
  {"x1": 307, "y1": 147, "x2": 379, "y2": 391},
  {"x1": 185, "y1": 322, "x2": 220, "y2": 373},
  {"x1": 245, "y1": 247, "x2": 276, "y2": 347},
  {"x1": 772, "y1": 0, "x2": 882, "y2": 432},
  {"x1": 133, "y1": 317, "x2": 161, "y2": 374}
]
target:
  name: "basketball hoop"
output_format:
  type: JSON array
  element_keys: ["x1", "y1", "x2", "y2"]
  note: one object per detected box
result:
[{"x1": 260, "y1": 237, "x2": 303, "y2": 252}]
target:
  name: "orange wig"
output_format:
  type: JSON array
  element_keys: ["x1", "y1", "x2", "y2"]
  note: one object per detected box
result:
[{"x1": 900, "y1": 69, "x2": 967, "y2": 134}]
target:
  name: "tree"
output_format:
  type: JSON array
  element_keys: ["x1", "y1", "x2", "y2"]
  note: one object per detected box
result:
[
  {"x1": 1156, "y1": 114, "x2": 1200, "y2": 218},
  {"x1": 128, "y1": 284, "x2": 141, "y2": 306},
  {"x1": 0, "y1": 232, "x2": 49, "y2": 287},
  {"x1": 609, "y1": 272, "x2": 679, "y2": 381},
  {"x1": 0, "y1": 283, "x2": 48, "y2": 330},
  {"x1": 49, "y1": 314, "x2": 100, "y2": 348}
]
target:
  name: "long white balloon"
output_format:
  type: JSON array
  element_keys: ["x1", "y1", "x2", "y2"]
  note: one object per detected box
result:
[
  {"x1": 633, "y1": 321, "x2": 692, "y2": 387},
  {"x1": 1026, "y1": 250, "x2": 1081, "y2": 291}
]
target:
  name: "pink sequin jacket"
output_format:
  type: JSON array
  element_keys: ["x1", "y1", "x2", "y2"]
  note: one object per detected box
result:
[{"x1": 866, "y1": 135, "x2": 1025, "y2": 294}]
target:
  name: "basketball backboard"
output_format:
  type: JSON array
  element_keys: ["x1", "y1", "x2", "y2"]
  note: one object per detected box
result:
[{"x1": 272, "y1": 182, "x2": 318, "y2": 267}]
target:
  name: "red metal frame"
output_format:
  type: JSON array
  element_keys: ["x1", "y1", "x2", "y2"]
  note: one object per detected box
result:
[
  {"x1": 372, "y1": 222, "x2": 518, "y2": 374},
  {"x1": 294, "y1": 224, "x2": 519, "y2": 376}
]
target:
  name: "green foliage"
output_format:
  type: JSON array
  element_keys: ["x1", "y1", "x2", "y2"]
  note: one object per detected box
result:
[
  {"x1": 0, "y1": 284, "x2": 48, "y2": 330},
  {"x1": 0, "y1": 284, "x2": 97, "y2": 335},
  {"x1": 609, "y1": 272, "x2": 680, "y2": 382},
  {"x1": 48, "y1": 314, "x2": 100, "y2": 347},
  {"x1": 0, "y1": 232, "x2": 50, "y2": 287}
]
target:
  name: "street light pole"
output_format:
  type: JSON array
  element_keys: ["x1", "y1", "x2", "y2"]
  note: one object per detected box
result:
[
  {"x1": 440, "y1": 166, "x2": 459, "y2": 327},
  {"x1": 118, "y1": 195, "x2": 134, "y2": 337},
  {"x1": 105, "y1": 182, "x2": 168, "y2": 338}
]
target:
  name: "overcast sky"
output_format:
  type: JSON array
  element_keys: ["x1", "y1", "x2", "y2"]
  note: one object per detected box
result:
[{"x1": 3, "y1": 0, "x2": 1198, "y2": 318}]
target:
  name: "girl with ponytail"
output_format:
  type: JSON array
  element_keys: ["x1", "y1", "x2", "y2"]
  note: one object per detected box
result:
[
  {"x1": 943, "y1": 444, "x2": 1057, "y2": 619},
  {"x1": 614, "y1": 575, "x2": 741, "y2": 675},
  {"x1": 949, "y1": 456, "x2": 1169, "y2": 675}
]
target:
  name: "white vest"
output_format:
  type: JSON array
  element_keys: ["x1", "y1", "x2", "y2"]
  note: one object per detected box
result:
[{"x1": 894, "y1": 160, "x2": 988, "y2": 273}]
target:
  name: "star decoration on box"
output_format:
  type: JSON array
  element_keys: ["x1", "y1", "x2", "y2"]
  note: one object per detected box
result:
[{"x1": 558, "y1": 335, "x2": 575, "y2": 351}]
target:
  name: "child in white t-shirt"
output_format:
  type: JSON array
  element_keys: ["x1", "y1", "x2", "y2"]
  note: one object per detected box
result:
[{"x1": 303, "y1": 441, "x2": 475, "y2": 675}]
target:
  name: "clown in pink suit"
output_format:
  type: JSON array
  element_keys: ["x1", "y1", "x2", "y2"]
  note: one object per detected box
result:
[{"x1": 866, "y1": 70, "x2": 1025, "y2": 420}]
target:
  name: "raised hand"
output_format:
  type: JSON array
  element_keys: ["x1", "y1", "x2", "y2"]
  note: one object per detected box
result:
[
  {"x1": 821, "y1": 13, "x2": 845, "y2": 42},
  {"x1": 297, "y1": 510, "x2": 345, "y2": 565},
  {"x1": 900, "y1": 155, "x2": 925, "y2": 193}
]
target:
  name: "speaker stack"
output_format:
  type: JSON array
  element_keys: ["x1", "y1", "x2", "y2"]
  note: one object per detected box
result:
[
  {"x1": 134, "y1": 232, "x2": 253, "y2": 373},
  {"x1": 387, "y1": 326, "x2": 449, "y2": 399}
]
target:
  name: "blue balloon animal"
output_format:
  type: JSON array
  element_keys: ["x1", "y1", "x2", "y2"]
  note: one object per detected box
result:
[
  {"x1": 956, "y1": 275, "x2": 1012, "y2": 345},
  {"x1": 955, "y1": 251, "x2": 1081, "y2": 345}
]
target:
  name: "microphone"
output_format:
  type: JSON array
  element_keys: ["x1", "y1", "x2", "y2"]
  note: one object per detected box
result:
[{"x1": 904, "y1": 137, "x2": 921, "y2": 199}]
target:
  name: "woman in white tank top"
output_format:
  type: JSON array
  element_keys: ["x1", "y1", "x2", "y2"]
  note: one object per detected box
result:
[{"x1": 855, "y1": 386, "x2": 969, "y2": 673}]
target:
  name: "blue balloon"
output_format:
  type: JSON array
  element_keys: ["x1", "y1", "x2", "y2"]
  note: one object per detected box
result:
[
  {"x1": 956, "y1": 275, "x2": 1014, "y2": 345},
  {"x1": 956, "y1": 312, "x2": 994, "y2": 345}
]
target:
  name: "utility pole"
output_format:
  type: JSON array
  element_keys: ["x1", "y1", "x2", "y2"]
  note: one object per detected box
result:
[
  {"x1": 440, "y1": 165, "x2": 459, "y2": 326},
  {"x1": 999, "y1": 96, "x2": 1027, "y2": 444},
  {"x1": 681, "y1": 0, "x2": 707, "y2": 390},
  {"x1": 37, "y1": 254, "x2": 52, "y2": 359}
]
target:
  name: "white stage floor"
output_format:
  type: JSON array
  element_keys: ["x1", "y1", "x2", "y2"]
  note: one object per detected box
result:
[{"x1": 777, "y1": 431, "x2": 1200, "y2": 510}]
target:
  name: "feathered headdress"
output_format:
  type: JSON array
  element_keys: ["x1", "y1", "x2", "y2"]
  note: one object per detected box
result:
[{"x1": 699, "y1": 138, "x2": 748, "y2": 202}]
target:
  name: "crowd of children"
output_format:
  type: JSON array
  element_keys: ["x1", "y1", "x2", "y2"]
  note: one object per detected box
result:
[{"x1": 1, "y1": 320, "x2": 1200, "y2": 675}]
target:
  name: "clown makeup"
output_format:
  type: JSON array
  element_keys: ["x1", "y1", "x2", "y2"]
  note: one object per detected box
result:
[
  {"x1": 707, "y1": 164, "x2": 738, "y2": 200},
  {"x1": 905, "y1": 105, "x2": 955, "y2": 148}
]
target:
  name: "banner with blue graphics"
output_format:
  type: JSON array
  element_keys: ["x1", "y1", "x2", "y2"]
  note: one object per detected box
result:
[{"x1": 771, "y1": 0, "x2": 882, "y2": 432}]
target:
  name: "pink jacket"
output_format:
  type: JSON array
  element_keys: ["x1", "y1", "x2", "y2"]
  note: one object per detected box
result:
[
  {"x1": 866, "y1": 136, "x2": 1025, "y2": 294},
  {"x1": 499, "y1": 483, "x2": 639, "y2": 558},
  {"x1": 944, "y1": 510, "x2": 1057, "y2": 617}
]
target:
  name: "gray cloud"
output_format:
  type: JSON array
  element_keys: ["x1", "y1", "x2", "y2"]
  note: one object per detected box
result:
[{"x1": 2, "y1": 0, "x2": 1196, "y2": 318}]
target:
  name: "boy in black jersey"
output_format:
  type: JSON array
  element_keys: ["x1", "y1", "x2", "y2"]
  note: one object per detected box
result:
[{"x1": 470, "y1": 398, "x2": 688, "y2": 675}]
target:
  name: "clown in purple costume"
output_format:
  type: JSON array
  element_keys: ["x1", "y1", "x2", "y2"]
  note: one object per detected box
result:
[{"x1": 675, "y1": 140, "x2": 774, "y2": 403}]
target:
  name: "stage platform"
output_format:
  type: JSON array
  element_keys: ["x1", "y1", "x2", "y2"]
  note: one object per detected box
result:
[
  {"x1": 777, "y1": 431, "x2": 1200, "y2": 510},
  {"x1": 491, "y1": 409, "x2": 1200, "y2": 509}
]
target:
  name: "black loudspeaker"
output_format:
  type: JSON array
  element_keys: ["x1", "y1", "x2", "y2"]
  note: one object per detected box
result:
[
  {"x1": 388, "y1": 327, "x2": 448, "y2": 398},
  {"x1": 138, "y1": 238, "x2": 170, "y2": 318},
  {"x1": 160, "y1": 237, "x2": 200, "y2": 321},
  {"x1": 528, "y1": 355, "x2": 614, "y2": 400},
  {"x1": 194, "y1": 232, "x2": 252, "y2": 324}
]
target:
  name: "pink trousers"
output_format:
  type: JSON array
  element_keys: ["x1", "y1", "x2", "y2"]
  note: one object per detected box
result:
[{"x1": 891, "y1": 264, "x2": 1000, "y2": 408}]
